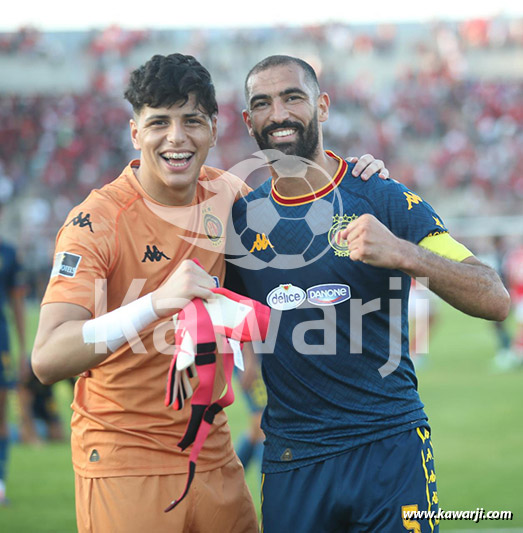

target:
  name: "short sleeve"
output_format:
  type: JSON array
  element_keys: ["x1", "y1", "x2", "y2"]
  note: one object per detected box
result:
[
  {"x1": 42, "y1": 199, "x2": 116, "y2": 316},
  {"x1": 374, "y1": 180, "x2": 448, "y2": 245}
]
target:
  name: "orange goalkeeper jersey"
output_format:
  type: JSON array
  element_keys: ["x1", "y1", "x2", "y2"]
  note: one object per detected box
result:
[{"x1": 42, "y1": 160, "x2": 249, "y2": 478}]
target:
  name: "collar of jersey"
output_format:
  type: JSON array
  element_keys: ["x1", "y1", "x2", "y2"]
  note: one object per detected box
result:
[{"x1": 270, "y1": 151, "x2": 348, "y2": 206}]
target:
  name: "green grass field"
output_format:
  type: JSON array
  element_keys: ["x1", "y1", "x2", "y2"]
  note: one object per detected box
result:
[{"x1": 1, "y1": 302, "x2": 522, "y2": 532}]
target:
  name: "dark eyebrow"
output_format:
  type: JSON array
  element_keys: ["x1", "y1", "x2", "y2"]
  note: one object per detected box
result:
[
  {"x1": 249, "y1": 87, "x2": 309, "y2": 108},
  {"x1": 281, "y1": 87, "x2": 308, "y2": 97},
  {"x1": 144, "y1": 111, "x2": 208, "y2": 123},
  {"x1": 183, "y1": 111, "x2": 208, "y2": 119},
  {"x1": 144, "y1": 114, "x2": 170, "y2": 122}
]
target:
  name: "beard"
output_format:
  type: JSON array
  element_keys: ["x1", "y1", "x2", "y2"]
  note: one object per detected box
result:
[{"x1": 252, "y1": 113, "x2": 320, "y2": 161}]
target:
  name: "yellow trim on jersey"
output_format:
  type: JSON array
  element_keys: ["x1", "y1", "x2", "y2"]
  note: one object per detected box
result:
[
  {"x1": 270, "y1": 151, "x2": 346, "y2": 206},
  {"x1": 417, "y1": 428, "x2": 435, "y2": 533},
  {"x1": 260, "y1": 473, "x2": 266, "y2": 533},
  {"x1": 419, "y1": 233, "x2": 473, "y2": 263}
]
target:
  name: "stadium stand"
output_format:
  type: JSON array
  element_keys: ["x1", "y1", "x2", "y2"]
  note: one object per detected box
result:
[{"x1": 0, "y1": 18, "x2": 521, "y2": 296}]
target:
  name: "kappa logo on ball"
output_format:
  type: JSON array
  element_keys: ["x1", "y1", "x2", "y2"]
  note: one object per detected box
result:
[
  {"x1": 267, "y1": 284, "x2": 306, "y2": 310},
  {"x1": 307, "y1": 283, "x2": 351, "y2": 306}
]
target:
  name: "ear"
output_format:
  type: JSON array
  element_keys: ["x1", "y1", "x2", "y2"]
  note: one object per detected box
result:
[
  {"x1": 317, "y1": 92, "x2": 330, "y2": 123},
  {"x1": 210, "y1": 115, "x2": 218, "y2": 148},
  {"x1": 130, "y1": 119, "x2": 141, "y2": 151},
  {"x1": 242, "y1": 109, "x2": 255, "y2": 138}
]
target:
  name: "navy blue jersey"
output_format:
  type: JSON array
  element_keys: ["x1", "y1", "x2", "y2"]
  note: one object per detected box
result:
[
  {"x1": 226, "y1": 152, "x2": 447, "y2": 473},
  {"x1": 0, "y1": 241, "x2": 23, "y2": 352}
]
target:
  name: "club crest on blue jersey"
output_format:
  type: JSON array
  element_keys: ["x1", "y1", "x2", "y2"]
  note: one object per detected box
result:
[
  {"x1": 306, "y1": 284, "x2": 351, "y2": 306},
  {"x1": 267, "y1": 284, "x2": 306, "y2": 310},
  {"x1": 328, "y1": 214, "x2": 358, "y2": 257}
]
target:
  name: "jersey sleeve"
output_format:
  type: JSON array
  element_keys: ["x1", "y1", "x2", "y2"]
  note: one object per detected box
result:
[
  {"x1": 41, "y1": 197, "x2": 117, "y2": 316},
  {"x1": 374, "y1": 180, "x2": 449, "y2": 245}
]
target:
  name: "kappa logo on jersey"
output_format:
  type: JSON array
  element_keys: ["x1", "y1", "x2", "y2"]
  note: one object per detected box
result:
[
  {"x1": 250, "y1": 233, "x2": 274, "y2": 253},
  {"x1": 328, "y1": 213, "x2": 358, "y2": 257},
  {"x1": 404, "y1": 192, "x2": 423, "y2": 210},
  {"x1": 202, "y1": 209, "x2": 224, "y2": 247},
  {"x1": 142, "y1": 245, "x2": 171, "y2": 263},
  {"x1": 307, "y1": 284, "x2": 351, "y2": 306},
  {"x1": 51, "y1": 252, "x2": 82, "y2": 278},
  {"x1": 66, "y1": 211, "x2": 94, "y2": 232},
  {"x1": 267, "y1": 284, "x2": 306, "y2": 310}
]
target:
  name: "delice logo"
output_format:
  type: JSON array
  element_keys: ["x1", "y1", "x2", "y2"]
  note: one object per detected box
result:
[
  {"x1": 267, "y1": 284, "x2": 306, "y2": 310},
  {"x1": 307, "y1": 284, "x2": 351, "y2": 306}
]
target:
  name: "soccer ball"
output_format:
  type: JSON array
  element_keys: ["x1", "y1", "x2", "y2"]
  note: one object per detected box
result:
[{"x1": 228, "y1": 185, "x2": 340, "y2": 271}]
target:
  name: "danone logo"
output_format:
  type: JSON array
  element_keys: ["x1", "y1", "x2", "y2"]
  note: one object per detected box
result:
[
  {"x1": 267, "y1": 284, "x2": 306, "y2": 310},
  {"x1": 307, "y1": 284, "x2": 351, "y2": 306}
]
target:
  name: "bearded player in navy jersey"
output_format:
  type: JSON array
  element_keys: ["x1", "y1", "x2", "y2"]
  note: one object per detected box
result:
[{"x1": 226, "y1": 55, "x2": 510, "y2": 533}]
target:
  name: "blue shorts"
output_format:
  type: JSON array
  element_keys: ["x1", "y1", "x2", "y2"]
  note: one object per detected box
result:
[{"x1": 261, "y1": 427, "x2": 438, "y2": 533}]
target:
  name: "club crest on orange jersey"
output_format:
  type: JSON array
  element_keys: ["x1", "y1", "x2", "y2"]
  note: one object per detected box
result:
[
  {"x1": 202, "y1": 208, "x2": 224, "y2": 246},
  {"x1": 328, "y1": 214, "x2": 358, "y2": 257}
]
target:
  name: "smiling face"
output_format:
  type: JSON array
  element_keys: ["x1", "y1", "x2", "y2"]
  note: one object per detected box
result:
[
  {"x1": 243, "y1": 63, "x2": 330, "y2": 162},
  {"x1": 130, "y1": 93, "x2": 217, "y2": 206}
]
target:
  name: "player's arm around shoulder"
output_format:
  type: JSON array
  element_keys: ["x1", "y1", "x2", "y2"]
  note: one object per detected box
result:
[{"x1": 340, "y1": 213, "x2": 510, "y2": 322}]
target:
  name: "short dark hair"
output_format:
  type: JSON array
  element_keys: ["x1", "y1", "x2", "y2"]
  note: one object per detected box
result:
[
  {"x1": 244, "y1": 55, "x2": 321, "y2": 103},
  {"x1": 124, "y1": 53, "x2": 218, "y2": 117}
]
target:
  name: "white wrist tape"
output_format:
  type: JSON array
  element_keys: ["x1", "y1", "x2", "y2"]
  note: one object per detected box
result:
[{"x1": 82, "y1": 293, "x2": 159, "y2": 352}]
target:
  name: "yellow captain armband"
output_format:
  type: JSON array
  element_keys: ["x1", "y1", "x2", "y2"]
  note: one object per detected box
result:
[{"x1": 418, "y1": 232, "x2": 473, "y2": 262}]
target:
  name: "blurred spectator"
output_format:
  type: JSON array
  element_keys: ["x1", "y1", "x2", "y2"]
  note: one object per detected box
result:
[{"x1": 0, "y1": 213, "x2": 27, "y2": 505}]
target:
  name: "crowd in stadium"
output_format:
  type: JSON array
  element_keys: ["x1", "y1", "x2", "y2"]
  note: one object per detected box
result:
[{"x1": 0, "y1": 17, "x2": 521, "y2": 294}]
